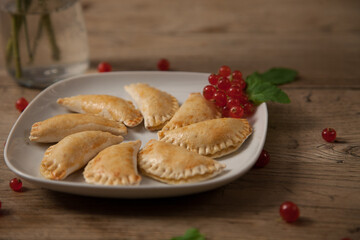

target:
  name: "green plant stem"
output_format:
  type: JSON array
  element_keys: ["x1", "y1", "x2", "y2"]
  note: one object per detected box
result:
[
  {"x1": 6, "y1": 0, "x2": 60, "y2": 78},
  {"x1": 5, "y1": 10, "x2": 23, "y2": 65},
  {"x1": 6, "y1": 0, "x2": 33, "y2": 66},
  {"x1": 6, "y1": 39, "x2": 14, "y2": 65},
  {"x1": 23, "y1": 15, "x2": 33, "y2": 62},
  {"x1": 6, "y1": 0, "x2": 28, "y2": 77},
  {"x1": 42, "y1": 14, "x2": 60, "y2": 61},
  {"x1": 11, "y1": 15, "x2": 22, "y2": 78},
  {"x1": 30, "y1": 15, "x2": 44, "y2": 64}
]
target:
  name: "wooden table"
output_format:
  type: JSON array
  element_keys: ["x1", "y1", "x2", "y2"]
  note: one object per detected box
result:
[{"x1": 1, "y1": 0, "x2": 359, "y2": 239}]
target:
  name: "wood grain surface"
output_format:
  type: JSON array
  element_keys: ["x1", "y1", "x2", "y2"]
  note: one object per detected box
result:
[{"x1": 0, "y1": 0, "x2": 359, "y2": 239}]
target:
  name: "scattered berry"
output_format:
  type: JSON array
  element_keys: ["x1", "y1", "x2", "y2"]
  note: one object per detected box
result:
[
  {"x1": 208, "y1": 74, "x2": 220, "y2": 86},
  {"x1": 232, "y1": 70, "x2": 243, "y2": 80},
  {"x1": 322, "y1": 128, "x2": 336, "y2": 142},
  {"x1": 218, "y1": 65, "x2": 231, "y2": 77},
  {"x1": 203, "y1": 85, "x2": 217, "y2": 100},
  {"x1": 229, "y1": 105, "x2": 244, "y2": 118},
  {"x1": 254, "y1": 149, "x2": 270, "y2": 168},
  {"x1": 97, "y1": 62, "x2": 112, "y2": 72},
  {"x1": 157, "y1": 58, "x2": 170, "y2": 71},
  {"x1": 15, "y1": 97, "x2": 28, "y2": 112},
  {"x1": 279, "y1": 201, "x2": 300, "y2": 223},
  {"x1": 9, "y1": 178, "x2": 22, "y2": 192},
  {"x1": 217, "y1": 77, "x2": 231, "y2": 91},
  {"x1": 213, "y1": 91, "x2": 227, "y2": 107}
]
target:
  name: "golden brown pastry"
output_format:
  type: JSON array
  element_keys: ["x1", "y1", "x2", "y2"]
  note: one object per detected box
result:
[
  {"x1": 158, "y1": 92, "x2": 221, "y2": 138},
  {"x1": 40, "y1": 131, "x2": 123, "y2": 180},
  {"x1": 159, "y1": 118, "x2": 252, "y2": 158},
  {"x1": 138, "y1": 140, "x2": 226, "y2": 184},
  {"x1": 124, "y1": 83, "x2": 179, "y2": 131},
  {"x1": 29, "y1": 113, "x2": 127, "y2": 143},
  {"x1": 83, "y1": 140, "x2": 142, "y2": 186},
  {"x1": 57, "y1": 94, "x2": 143, "y2": 127}
]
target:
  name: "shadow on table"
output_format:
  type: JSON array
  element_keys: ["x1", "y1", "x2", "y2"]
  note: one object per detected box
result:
[{"x1": 43, "y1": 166, "x2": 296, "y2": 220}]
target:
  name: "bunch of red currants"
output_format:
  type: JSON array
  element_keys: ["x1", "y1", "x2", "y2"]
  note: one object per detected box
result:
[{"x1": 203, "y1": 65, "x2": 255, "y2": 118}]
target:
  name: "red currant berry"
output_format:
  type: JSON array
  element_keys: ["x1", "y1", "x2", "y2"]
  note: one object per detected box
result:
[
  {"x1": 0, "y1": 200, "x2": 2, "y2": 209},
  {"x1": 15, "y1": 97, "x2": 28, "y2": 112},
  {"x1": 9, "y1": 178, "x2": 22, "y2": 192},
  {"x1": 213, "y1": 91, "x2": 227, "y2": 107},
  {"x1": 217, "y1": 77, "x2": 231, "y2": 91},
  {"x1": 254, "y1": 149, "x2": 270, "y2": 168},
  {"x1": 203, "y1": 85, "x2": 217, "y2": 100},
  {"x1": 222, "y1": 106, "x2": 230, "y2": 117},
  {"x1": 243, "y1": 102, "x2": 256, "y2": 117},
  {"x1": 218, "y1": 65, "x2": 231, "y2": 77},
  {"x1": 232, "y1": 78, "x2": 246, "y2": 90},
  {"x1": 238, "y1": 94, "x2": 249, "y2": 104},
  {"x1": 239, "y1": 79, "x2": 247, "y2": 89},
  {"x1": 226, "y1": 98, "x2": 241, "y2": 108},
  {"x1": 279, "y1": 201, "x2": 300, "y2": 223},
  {"x1": 97, "y1": 62, "x2": 112, "y2": 72},
  {"x1": 231, "y1": 79, "x2": 241, "y2": 86},
  {"x1": 157, "y1": 58, "x2": 170, "y2": 71},
  {"x1": 229, "y1": 105, "x2": 244, "y2": 118},
  {"x1": 227, "y1": 86, "x2": 242, "y2": 99},
  {"x1": 208, "y1": 74, "x2": 220, "y2": 86},
  {"x1": 232, "y1": 70, "x2": 243, "y2": 80},
  {"x1": 322, "y1": 128, "x2": 336, "y2": 142}
]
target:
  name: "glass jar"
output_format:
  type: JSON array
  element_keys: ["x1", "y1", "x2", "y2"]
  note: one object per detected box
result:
[{"x1": 0, "y1": 0, "x2": 89, "y2": 88}]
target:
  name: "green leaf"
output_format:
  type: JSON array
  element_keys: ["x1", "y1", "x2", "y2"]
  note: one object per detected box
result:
[
  {"x1": 245, "y1": 74, "x2": 291, "y2": 104},
  {"x1": 170, "y1": 228, "x2": 206, "y2": 240},
  {"x1": 256, "y1": 67, "x2": 297, "y2": 85}
]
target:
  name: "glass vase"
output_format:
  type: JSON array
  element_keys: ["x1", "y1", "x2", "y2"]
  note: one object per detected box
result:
[{"x1": 0, "y1": 0, "x2": 89, "y2": 88}]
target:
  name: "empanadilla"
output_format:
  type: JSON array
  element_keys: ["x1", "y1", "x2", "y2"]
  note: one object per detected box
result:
[
  {"x1": 29, "y1": 113, "x2": 127, "y2": 143},
  {"x1": 57, "y1": 94, "x2": 143, "y2": 127},
  {"x1": 84, "y1": 140, "x2": 142, "y2": 186},
  {"x1": 158, "y1": 92, "x2": 221, "y2": 138},
  {"x1": 40, "y1": 131, "x2": 123, "y2": 180},
  {"x1": 159, "y1": 118, "x2": 252, "y2": 158},
  {"x1": 138, "y1": 140, "x2": 226, "y2": 184},
  {"x1": 124, "y1": 83, "x2": 179, "y2": 131}
]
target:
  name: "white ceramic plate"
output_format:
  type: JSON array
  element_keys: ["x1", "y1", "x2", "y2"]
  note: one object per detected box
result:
[{"x1": 4, "y1": 71, "x2": 268, "y2": 198}]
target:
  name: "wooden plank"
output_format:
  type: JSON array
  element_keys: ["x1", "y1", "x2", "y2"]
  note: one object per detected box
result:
[
  {"x1": 0, "y1": 87, "x2": 359, "y2": 239},
  {"x1": 81, "y1": 0, "x2": 360, "y2": 87}
]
